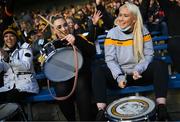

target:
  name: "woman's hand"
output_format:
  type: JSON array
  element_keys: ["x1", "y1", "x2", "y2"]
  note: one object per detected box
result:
[
  {"x1": 92, "y1": 10, "x2": 102, "y2": 25},
  {"x1": 74, "y1": 24, "x2": 80, "y2": 30},
  {"x1": 61, "y1": 34, "x2": 75, "y2": 45},
  {"x1": 133, "y1": 71, "x2": 142, "y2": 80},
  {"x1": 118, "y1": 80, "x2": 126, "y2": 88}
]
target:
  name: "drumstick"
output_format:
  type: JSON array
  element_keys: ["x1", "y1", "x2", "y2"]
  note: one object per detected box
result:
[
  {"x1": 41, "y1": 23, "x2": 49, "y2": 33},
  {"x1": 38, "y1": 15, "x2": 67, "y2": 37}
]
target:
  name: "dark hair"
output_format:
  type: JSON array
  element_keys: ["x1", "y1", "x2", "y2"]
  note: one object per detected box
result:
[
  {"x1": 50, "y1": 15, "x2": 64, "y2": 24},
  {"x1": 28, "y1": 29, "x2": 38, "y2": 36},
  {"x1": 66, "y1": 16, "x2": 75, "y2": 22}
]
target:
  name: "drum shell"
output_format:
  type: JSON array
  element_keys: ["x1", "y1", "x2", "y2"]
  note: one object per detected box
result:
[
  {"x1": 105, "y1": 111, "x2": 156, "y2": 122},
  {"x1": 41, "y1": 40, "x2": 67, "y2": 57},
  {"x1": 105, "y1": 96, "x2": 156, "y2": 121},
  {"x1": 41, "y1": 40, "x2": 83, "y2": 82}
]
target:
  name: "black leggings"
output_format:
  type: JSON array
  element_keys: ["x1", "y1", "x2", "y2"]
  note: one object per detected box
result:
[
  {"x1": 54, "y1": 71, "x2": 92, "y2": 121},
  {"x1": 168, "y1": 37, "x2": 180, "y2": 72},
  {"x1": 92, "y1": 60, "x2": 169, "y2": 103},
  {"x1": 0, "y1": 89, "x2": 34, "y2": 103}
]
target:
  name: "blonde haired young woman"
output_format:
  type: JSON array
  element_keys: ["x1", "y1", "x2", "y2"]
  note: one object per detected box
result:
[{"x1": 92, "y1": 2, "x2": 169, "y2": 121}]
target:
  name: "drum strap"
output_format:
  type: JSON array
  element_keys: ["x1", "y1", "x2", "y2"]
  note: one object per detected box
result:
[{"x1": 47, "y1": 45, "x2": 79, "y2": 100}]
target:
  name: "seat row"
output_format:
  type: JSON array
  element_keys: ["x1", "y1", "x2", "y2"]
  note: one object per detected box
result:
[{"x1": 25, "y1": 32, "x2": 180, "y2": 120}]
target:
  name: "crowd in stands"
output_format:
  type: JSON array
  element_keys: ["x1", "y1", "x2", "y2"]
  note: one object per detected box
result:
[{"x1": 0, "y1": 0, "x2": 180, "y2": 121}]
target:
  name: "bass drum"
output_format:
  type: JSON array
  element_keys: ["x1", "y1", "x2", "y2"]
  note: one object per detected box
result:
[
  {"x1": 106, "y1": 96, "x2": 156, "y2": 121},
  {"x1": 41, "y1": 40, "x2": 83, "y2": 82}
]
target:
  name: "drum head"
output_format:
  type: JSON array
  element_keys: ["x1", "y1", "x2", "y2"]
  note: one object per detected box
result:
[
  {"x1": 43, "y1": 47, "x2": 83, "y2": 82},
  {"x1": 106, "y1": 96, "x2": 155, "y2": 121},
  {"x1": 0, "y1": 103, "x2": 18, "y2": 120}
]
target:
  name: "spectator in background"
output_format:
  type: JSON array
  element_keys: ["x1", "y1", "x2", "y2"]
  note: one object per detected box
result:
[
  {"x1": 147, "y1": 0, "x2": 168, "y2": 36},
  {"x1": 66, "y1": 16, "x2": 85, "y2": 35},
  {"x1": 96, "y1": 0, "x2": 114, "y2": 31},
  {"x1": 0, "y1": 0, "x2": 14, "y2": 47},
  {"x1": 74, "y1": 9, "x2": 88, "y2": 32},
  {"x1": 19, "y1": 19, "x2": 33, "y2": 41},
  {"x1": 30, "y1": 29, "x2": 48, "y2": 73},
  {"x1": 157, "y1": 0, "x2": 180, "y2": 73}
]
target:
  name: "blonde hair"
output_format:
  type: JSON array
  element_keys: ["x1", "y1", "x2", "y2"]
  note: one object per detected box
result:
[{"x1": 115, "y1": 2, "x2": 144, "y2": 62}]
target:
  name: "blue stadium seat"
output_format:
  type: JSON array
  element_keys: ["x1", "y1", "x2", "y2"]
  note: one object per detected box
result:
[
  {"x1": 107, "y1": 74, "x2": 180, "y2": 96},
  {"x1": 97, "y1": 34, "x2": 106, "y2": 39},
  {"x1": 35, "y1": 72, "x2": 46, "y2": 79},
  {"x1": 154, "y1": 44, "x2": 167, "y2": 50},
  {"x1": 152, "y1": 36, "x2": 169, "y2": 42},
  {"x1": 26, "y1": 71, "x2": 56, "y2": 102},
  {"x1": 154, "y1": 56, "x2": 172, "y2": 64},
  {"x1": 26, "y1": 87, "x2": 56, "y2": 102},
  {"x1": 150, "y1": 31, "x2": 161, "y2": 36},
  {"x1": 26, "y1": 72, "x2": 56, "y2": 120}
]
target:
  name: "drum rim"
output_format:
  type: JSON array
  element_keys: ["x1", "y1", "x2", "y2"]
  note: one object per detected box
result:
[
  {"x1": 106, "y1": 96, "x2": 156, "y2": 121},
  {"x1": 43, "y1": 47, "x2": 83, "y2": 82},
  {"x1": 42, "y1": 40, "x2": 69, "y2": 59},
  {"x1": 0, "y1": 103, "x2": 19, "y2": 120},
  {"x1": 43, "y1": 40, "x2": 52, "y2": 48}
]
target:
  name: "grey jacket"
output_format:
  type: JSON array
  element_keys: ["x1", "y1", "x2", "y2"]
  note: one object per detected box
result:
[{"x1": 105, "y1": 26, "x2": 154, "y2": 83}]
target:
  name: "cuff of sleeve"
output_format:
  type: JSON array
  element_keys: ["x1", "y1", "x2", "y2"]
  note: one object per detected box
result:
[
  {"x1": 116, "y1": 75, "x2": 127, "y2": 83},
  {"x1": 134, "y1": 67, "x2": 143, "y2": 74}
]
